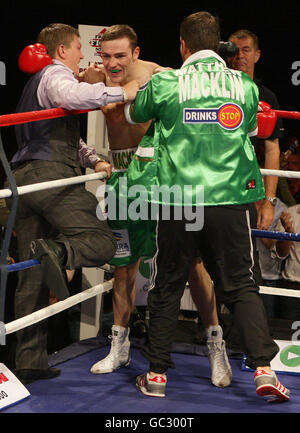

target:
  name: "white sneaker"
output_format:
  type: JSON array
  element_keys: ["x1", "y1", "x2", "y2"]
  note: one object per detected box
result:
[
  {"x1": 206, "y1": 325, "x2": 232, "y2": 387},
  {"x1": 90, "y1": 325, "x2": 131, "y2": 374},
  {"x1": 136, "y1": 372, "x2": 167, "y2": 398}
]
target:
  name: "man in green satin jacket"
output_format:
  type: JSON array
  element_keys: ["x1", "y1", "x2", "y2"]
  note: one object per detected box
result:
[
  {"x1": 127, "y1": 11, "x2": 290, "y2": 403},
  {"x1": 125, "y1": 40, "x2": 264, "y2": 207}
]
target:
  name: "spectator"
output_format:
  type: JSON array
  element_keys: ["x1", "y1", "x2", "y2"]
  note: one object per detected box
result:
[
  {"x1": 227, "y1": 29, "x2": 283, "y2": 230},
  {"x1": 271, "y1": 204, "x2": 300, "y2": 321},
  {"x1": 256, "y1": 199, "x2": 292, "y2": 318},
  {"x1": 277, "y1": 139, "x2": 300, "y2": 206}
]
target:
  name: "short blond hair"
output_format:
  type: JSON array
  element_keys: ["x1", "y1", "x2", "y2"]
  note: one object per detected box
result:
[{"x1": 37, "y1": 23, "x2": 80, "y2": 58}]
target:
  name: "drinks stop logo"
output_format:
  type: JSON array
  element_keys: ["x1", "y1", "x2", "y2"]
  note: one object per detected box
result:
[
  {"x1": 217, "y1": 103, "x2": 243, "y2": 130},
  {"x1": 280, "y1": 345, "x2": 300, "y2": 368},
  {"x1": 184, "y1": 103, "x2": 243, "y2": 130}
]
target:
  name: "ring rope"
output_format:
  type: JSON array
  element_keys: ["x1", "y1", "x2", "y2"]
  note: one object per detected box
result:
[
  {"x1": 0, "y1": 107, "x2": 98, "y2": 127},
  {"x1": 0, "y1": 171, "x2": 107, "y2": 199},
  {"x1": 1, "y1": 281, "x2": 297, "y2": 341},
  {"x1": 273, "y1": 109, "x2": 300, "y2": 120},
  {"x1": 6, "y1": 259, "x2": 39, "y2": 272},
  {"x1": 0, "y1": 168, "x2": 298, "y2": 202},
  {"x1": 0, "y1": 105, "x2": 300, "y2": 339},
  {"x1": 260, "y1": 168, "x2": 300, "y2": 179},
  {"x1": 252, "y1": 229, "x2": 300, "y2": 242},
  {"x1": 5, "y1": 259, "x2": 113, "y2": 273},
  {"x1": 4, "y1": 229, "x2": 300, "y2": 275},
  {"x1": 0, "y1": 107, "x2": 299, "y2": 128},
  {"x1": 259, "y1": 285, "x2": 300, "y2": 298},
  {"x1": 4, "y1": 279, "x2": 113, "y2": 336}
]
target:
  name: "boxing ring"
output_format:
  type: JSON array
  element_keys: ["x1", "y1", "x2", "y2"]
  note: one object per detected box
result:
[{"x1": 0, "y1": 106, "x2": 300, "y2": 414}]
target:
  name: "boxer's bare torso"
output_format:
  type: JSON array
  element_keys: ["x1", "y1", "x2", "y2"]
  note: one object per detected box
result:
[{"x1": 101, "y1": 59, "x2": 158, "y2": 150}]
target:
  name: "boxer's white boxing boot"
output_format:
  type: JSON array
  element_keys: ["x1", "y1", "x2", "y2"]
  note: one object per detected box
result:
[
  {"x1": 90, "y1": 325, "x2": 131, "y2": 374},
  {"x1": 206, "y1": 325, "x2": 232, "y2": 387}
]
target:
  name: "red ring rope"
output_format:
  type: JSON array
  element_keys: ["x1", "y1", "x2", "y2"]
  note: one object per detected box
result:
[
  {"x1": 0, "y1": 107, "x2": 299, "y2": 128},
  {"x1": 273, "y1": 110, "x2": 300, "y2": 120},
  {"x1": 0, "y1": 107, "x2": 99, "y2": 127}
]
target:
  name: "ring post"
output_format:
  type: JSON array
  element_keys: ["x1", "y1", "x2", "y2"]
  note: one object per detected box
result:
[{"x1": 0, "y1": 130, "x2": 18, "y2": 333}]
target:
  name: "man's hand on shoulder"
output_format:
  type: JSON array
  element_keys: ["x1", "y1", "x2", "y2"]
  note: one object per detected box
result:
[{"x1": 122, "y1": 80, "x2": 140, "y2": 102}]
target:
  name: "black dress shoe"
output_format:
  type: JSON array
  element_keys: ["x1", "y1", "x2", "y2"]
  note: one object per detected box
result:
[
  {"x1": 30, "y1": 238, "x2": 70, "y2": 300},
  {"x1": 15, "y1": 368, "x2": 61, "y2": 385}
]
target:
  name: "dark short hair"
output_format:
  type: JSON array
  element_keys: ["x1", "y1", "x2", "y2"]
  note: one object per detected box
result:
[
  {"x1": 180, "y1": 11, "x2": 220, "y2": 53},
  {"x1": 37, "y1": 23, "x2": 80, "y2": 58},
  {"x1": 228, "y1": 29, "x2": 259, "y2": 50},
  {"x1": 101, "y1": 24, "x2": 138, "y2": 52}
]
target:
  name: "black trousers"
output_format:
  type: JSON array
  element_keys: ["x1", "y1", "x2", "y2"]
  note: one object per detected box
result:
[
  {"x1": 5, "y1": 160, "x2": 116, "y2": 370},
  {"x1": 142, "y1": 204, "x2": 279, "y2": 373}
]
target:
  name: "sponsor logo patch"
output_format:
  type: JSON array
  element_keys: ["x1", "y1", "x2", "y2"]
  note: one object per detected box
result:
[
  {"x1": 246, "y1": 179, "x2": 256, "y2": 190},
  {"x1": 183, "y1": 103, "x2": 243, "y2": 130},
  {"x1": 112, "y1": 229, "x2": 131, "y2": 258}
]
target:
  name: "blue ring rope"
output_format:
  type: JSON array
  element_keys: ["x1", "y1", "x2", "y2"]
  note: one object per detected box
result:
[
  {"x1": 6, "y1": 259, "x2": 40, "y2": 272},
  {"x1": 5, "y1": 229, "x2": 300, "y2": 273},
  {"x1": 251, "y1": 229, "x2": 300, "y2": 242}
]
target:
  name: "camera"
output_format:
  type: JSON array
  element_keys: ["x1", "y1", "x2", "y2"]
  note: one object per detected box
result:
[{"x1": 218, "y1": 41, "x2": 239, "y2": 59}]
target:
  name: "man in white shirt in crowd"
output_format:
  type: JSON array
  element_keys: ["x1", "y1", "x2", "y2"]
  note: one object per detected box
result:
[
  {"x1": 271, "y1": 205, "x2": 300, "y2": 320},
  {"x1": 256, "y1": 198, "x2": 293, "y2": 317}
]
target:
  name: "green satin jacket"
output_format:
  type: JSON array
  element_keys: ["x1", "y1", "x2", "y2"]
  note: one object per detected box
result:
[{"x1": 125, "y1": 50, "x2": 265, "y2": 206}]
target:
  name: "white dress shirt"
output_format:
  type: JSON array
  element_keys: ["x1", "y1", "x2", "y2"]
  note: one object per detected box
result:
[
  {"x1": 37, "y1": 60, "x2": 119, "y2": 168},
  {"x1": 37, "y1": 59, "x2": 124, "y2": 110}
]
